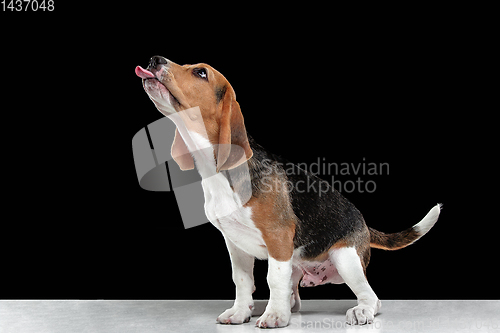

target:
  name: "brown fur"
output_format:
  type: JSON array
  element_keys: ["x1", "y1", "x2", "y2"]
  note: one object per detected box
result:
[
  {"x1": 369, "y1": 226, "x2": 420, "y2": 251},
  {"x1": 156, "y1": 61, "x2": 252, "y2": 171},
  {"x1": 244, "y1": 172, "x2": 297, "y2": 262}
]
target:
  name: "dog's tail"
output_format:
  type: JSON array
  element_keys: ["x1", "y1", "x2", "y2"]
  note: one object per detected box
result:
[{"x1": 369, "y1": 203, "x2": 442, "y2": 250}]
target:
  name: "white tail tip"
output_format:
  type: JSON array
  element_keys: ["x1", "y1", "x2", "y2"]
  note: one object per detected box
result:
[{"x1": 413, "y1": 203, "x2": 442, "y2": 236}]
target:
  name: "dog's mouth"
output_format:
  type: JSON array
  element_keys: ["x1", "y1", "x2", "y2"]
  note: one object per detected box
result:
[{"x1": 135, "y1": 65, "x2": 181, "y2": 113}]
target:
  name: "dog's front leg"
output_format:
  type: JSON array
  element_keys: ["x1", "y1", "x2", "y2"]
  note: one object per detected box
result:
[
  {"x1": 255, "y1": 256, "x2": 293, "y2": 328},
  {"x1": 216, "y1": 237, "x2": 255, "y2": 325}
]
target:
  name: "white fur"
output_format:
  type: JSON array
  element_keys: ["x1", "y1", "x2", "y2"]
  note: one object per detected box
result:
[
  {"x1": 143, "y1": 66, "x2": 177, "y2": 116},
  {"x1": 413, "y1": 203, "x2": 442, "y2": 236},
  {"x1": 202, "y1": 172, "x2": 268, "y2": 259},
  {"x1": 330, "y1": 247, "x2": 381, "y2": 325},
  {"x1": 256, "y1": 257, "x2": 293, "y2": 328},
  {"x1": 216, "y1": 238, "x2": 255, "y2": 324}
]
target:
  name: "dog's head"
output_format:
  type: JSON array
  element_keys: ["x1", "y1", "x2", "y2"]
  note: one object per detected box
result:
[{"x1": 136, "y1": 56, "x2": 252, "y2": 172}]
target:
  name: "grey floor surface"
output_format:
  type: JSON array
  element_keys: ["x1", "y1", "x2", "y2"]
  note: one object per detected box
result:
[{"x1": 1, "y1": 300, "x2": 499, "y2": 332}]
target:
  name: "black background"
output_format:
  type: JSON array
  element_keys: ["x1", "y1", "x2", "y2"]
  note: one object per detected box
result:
[{"x1": 0, "y1": 3, "x2": 496, "y2": 300}]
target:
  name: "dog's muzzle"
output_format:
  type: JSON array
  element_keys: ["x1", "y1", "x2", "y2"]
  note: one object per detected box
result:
[{"x1": 135, "y1": 55, "x2": 170, "y2": 79}]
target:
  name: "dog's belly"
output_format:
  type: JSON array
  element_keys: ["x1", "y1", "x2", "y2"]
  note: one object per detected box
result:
[{"x1": 296, "y1": 259, "x2": 344, "y2": 287}]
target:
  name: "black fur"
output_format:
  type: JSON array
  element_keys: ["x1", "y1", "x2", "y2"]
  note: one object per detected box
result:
[
  {"x1": 215, "y1": 85, "x2": 227, "y2": 104},
  {"x1": 246, "y1": 135, "x2": 367, "y2": 260}
]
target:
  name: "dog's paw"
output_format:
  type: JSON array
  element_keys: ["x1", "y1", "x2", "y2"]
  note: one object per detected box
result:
[
  {"x1": 255, "y1": 309, "x2": 291, "y2": 328},
  {"x1": 216, "y1": 305, "x2": 252, "y2": 325},
  {"x1": 346, "y1": 305, "x2": 375, "y2": 325}
]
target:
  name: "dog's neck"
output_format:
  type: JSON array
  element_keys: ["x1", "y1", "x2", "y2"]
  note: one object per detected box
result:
[
  {"x1": 187, "y1": 131, "x2": 218, "y2": 179},
  {"x1": 168, "y1": 115, "x2": 217, "y2": 179},
  {"x1": 168, "y1": 113, "x2": 255, "y2": 206}
]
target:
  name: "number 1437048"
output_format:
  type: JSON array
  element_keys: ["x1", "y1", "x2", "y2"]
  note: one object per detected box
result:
[{"x1": 2, "y1": 0, "x2": 54, "y2": 11}]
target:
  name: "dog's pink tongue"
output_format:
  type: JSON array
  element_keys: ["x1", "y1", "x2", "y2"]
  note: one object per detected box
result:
[{"x1": 135, "y1": 66, "x2": 155, "y2": 79}]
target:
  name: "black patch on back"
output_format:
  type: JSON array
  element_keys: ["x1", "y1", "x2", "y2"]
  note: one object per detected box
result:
[
  {"x1": 287, "y1": 168, "x2": 365, "y2": 258},
  {"x1": 246, "y1": 135, "x2": 366, "y2": 260}
]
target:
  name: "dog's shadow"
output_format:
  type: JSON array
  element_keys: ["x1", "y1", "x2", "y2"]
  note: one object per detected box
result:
[{"x1": 251, "y1": 300, "x2": 358, "y2": 317}]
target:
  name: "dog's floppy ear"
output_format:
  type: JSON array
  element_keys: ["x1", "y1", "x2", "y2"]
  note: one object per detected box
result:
[
  {"x1": 171, "y1": 128, "x2": 194, "y2": 170},
  {"x1": 216, "y1": 88, "x2": 253, "y2": 172}
]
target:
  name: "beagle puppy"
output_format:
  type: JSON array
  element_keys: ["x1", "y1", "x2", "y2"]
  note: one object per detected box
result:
[{"x1": 135, "y1": 56, "x2": 442, "y2": 328}]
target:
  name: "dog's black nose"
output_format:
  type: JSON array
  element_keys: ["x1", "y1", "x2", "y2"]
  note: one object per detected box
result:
[{"x1": 149, "y1": 55, "x2": 168, "y2": 68}]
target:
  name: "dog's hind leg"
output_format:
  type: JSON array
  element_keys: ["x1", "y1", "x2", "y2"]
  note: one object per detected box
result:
[{"x1": 330, "y1": 247, "x2": 381, "y2": 325}]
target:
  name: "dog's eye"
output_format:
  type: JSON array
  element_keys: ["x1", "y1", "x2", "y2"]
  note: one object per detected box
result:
[{"x1": 193, "y1": 68, "x2": 208, "y2": 80}]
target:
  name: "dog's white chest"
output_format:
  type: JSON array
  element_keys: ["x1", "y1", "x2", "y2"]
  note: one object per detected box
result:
[
  {"x1": 181, "y1": 130, "x2": 267, "y2": 259},
  {"x1": 202, "y1": 174, "x2": 268, "y2": 259}
]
